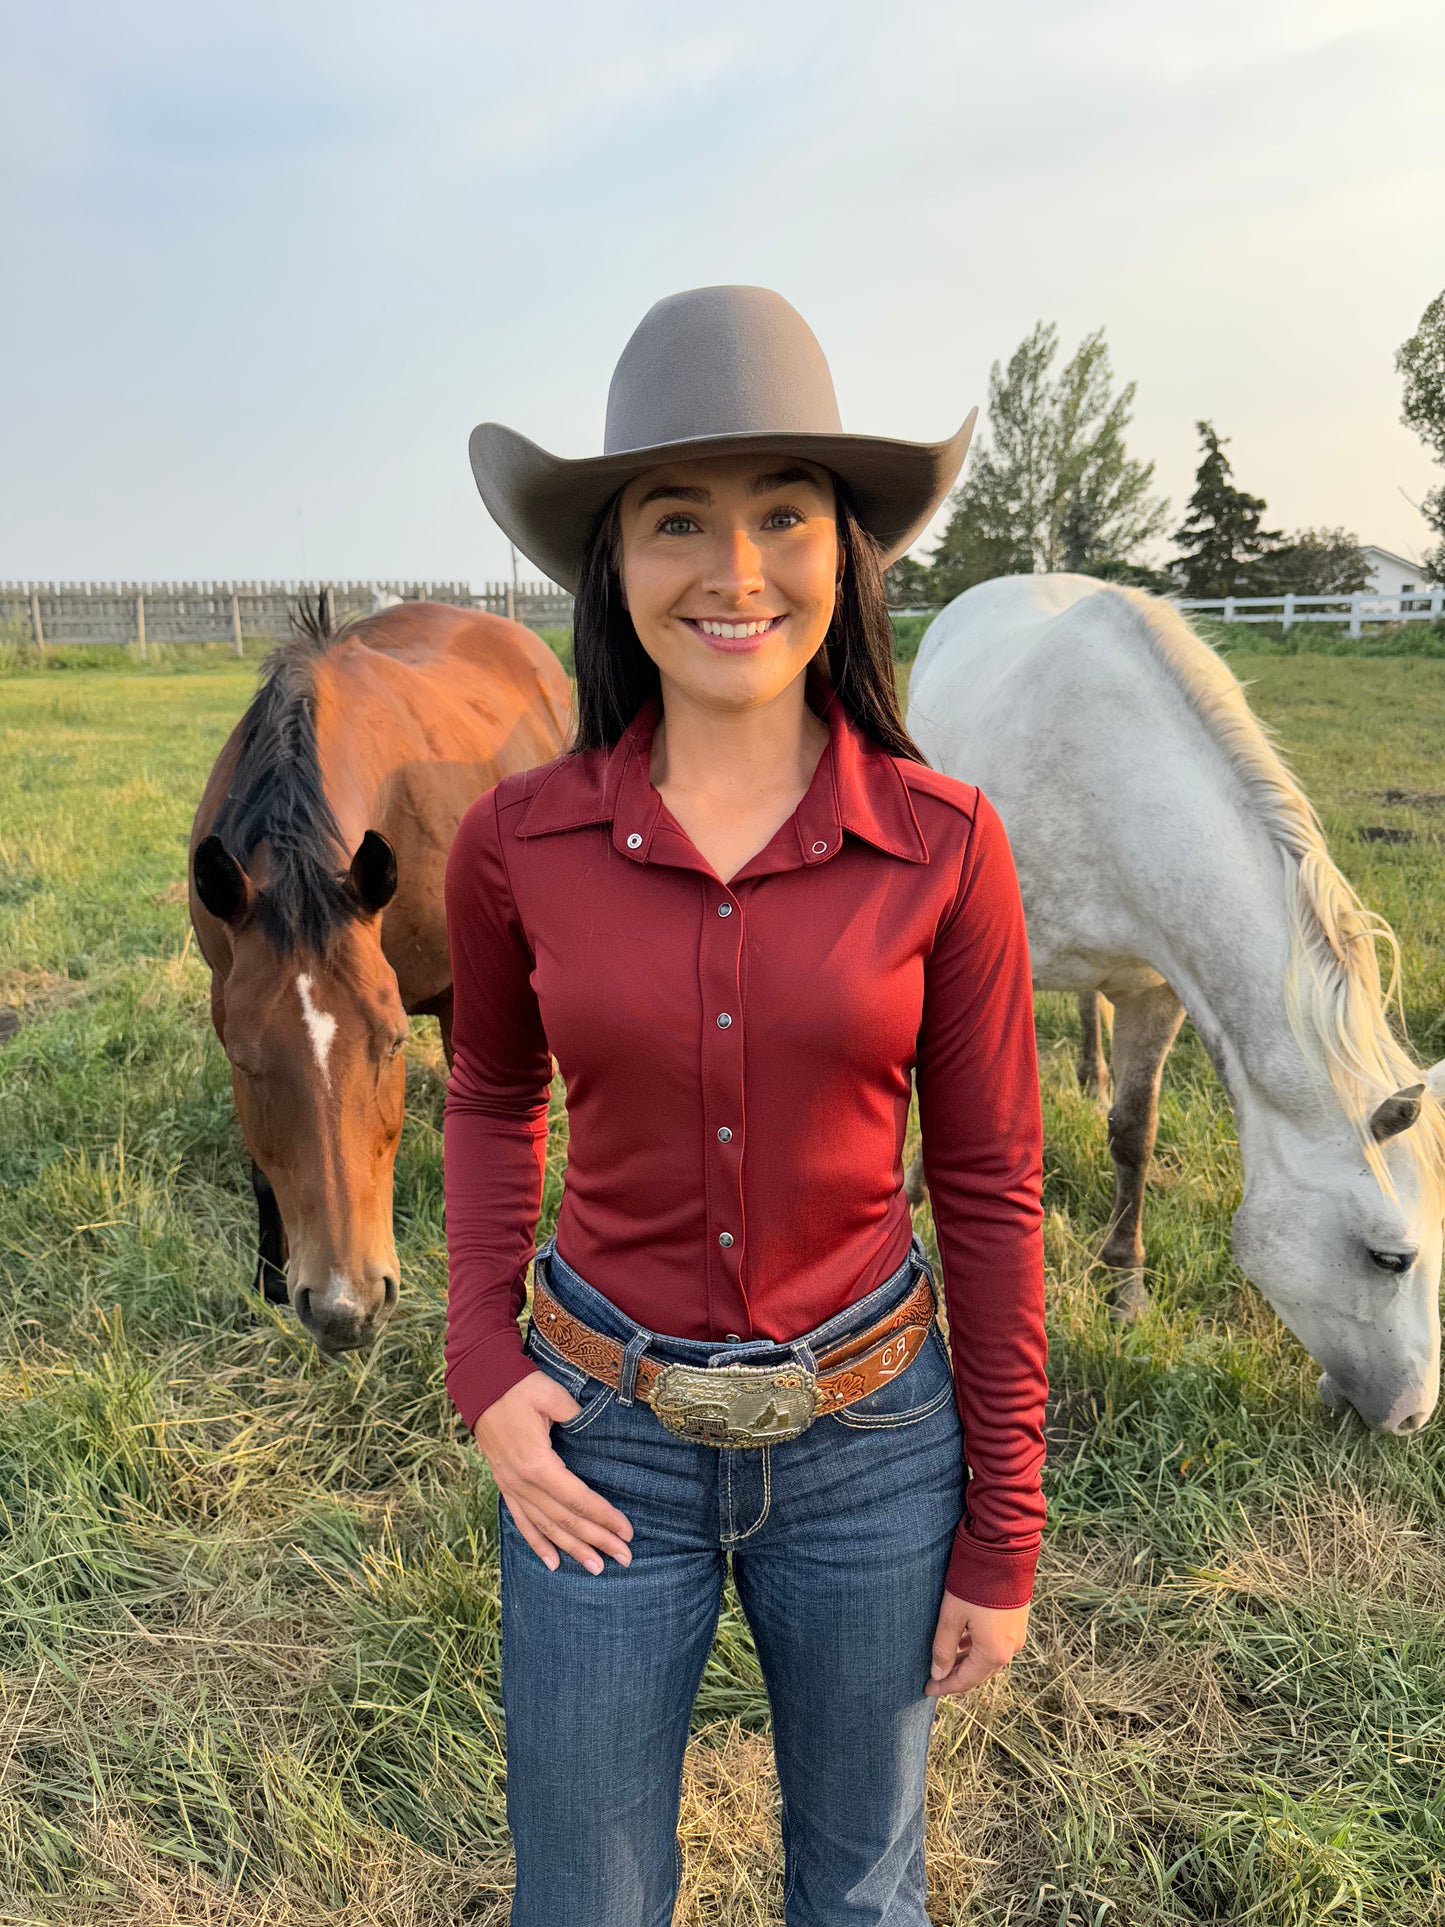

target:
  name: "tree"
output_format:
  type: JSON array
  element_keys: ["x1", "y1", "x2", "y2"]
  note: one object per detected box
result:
[
  {"x1": 1170, "y1": 421, "x2": 1282, "y2": 597},
  {"x1": 1396, "y1": 289, "x2": 1445, "y2": 582},
  {"x1": 881, "y1": 555, "x2": 941, "y2": 608},
  {"x1": 924, "y1": 321, "x2": 1170, "y2": 602},
  {"x1": 1255, "y1": 527, "x2": 1371, "y2": 597}
]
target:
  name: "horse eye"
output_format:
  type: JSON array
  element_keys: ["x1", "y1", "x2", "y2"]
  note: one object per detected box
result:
[
  {"x1": 387, "y1": 1034, "x2": 407, "y2": 1058},
  {"x1": 1368, "y1": 1247, "x2": 1416, "y2": 1274}
]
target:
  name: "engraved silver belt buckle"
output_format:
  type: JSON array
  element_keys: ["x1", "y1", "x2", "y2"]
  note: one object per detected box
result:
[{"x1": 649, "y1": 1359, "x2": 818, "y2": 1447}]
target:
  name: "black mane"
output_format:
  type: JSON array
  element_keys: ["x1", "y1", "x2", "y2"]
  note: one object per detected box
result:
[{"x1": 211, "y1": 592, "x2": 365, "y2": 956}]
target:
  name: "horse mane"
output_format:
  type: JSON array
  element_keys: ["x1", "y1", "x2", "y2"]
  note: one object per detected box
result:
[
  {"x1": 210, "y1": 591, "x2": 367, "y2": 957},
  {"x1": 1109, "y1": 583, "x2": 1445, "y2": 1209}
]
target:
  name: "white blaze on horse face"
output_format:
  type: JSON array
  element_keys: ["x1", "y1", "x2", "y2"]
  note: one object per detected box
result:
[{"x1": 296, "y1": 972, "x2": 338, "y2": 1089}]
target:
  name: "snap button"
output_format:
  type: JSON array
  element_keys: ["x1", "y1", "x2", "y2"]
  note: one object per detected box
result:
[
  {"x1": 811, "y1": 839, "x2": 828, "y2": 854},
  {"x1": 716, "y1": 1012, "x2": 732, "y2": 1028},
  {"x1": 717, "y1": 1126, "x2": 733, "y2": 1142},
  {"x1": 717, "y1": 902, "x2": 732, "y2": 916},
  {"x1": 725, "y1": 1333, "x2": 741, "y2": 1342},
  {"x1": 718, "y1": 1231, "x2": 734, "y2": 1247},
  {"x1": 626, "y1": 832, "x2": 643, "y2": 849}
]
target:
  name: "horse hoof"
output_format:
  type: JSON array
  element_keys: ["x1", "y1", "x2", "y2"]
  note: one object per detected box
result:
[{"x1": 1106, "y1": 1272, "x2": 1151, "y2": 1321}]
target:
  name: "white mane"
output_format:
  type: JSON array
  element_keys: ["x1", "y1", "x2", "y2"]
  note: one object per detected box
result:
[{"x1": 1108, "y1": 585, "x2": 1445, "y2": 1210}]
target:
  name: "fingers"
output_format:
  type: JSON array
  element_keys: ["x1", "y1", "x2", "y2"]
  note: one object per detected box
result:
[
  {"x1": 925, "y1": 1642, "x2": 1011, "y2": 1697},
  {"x1": 504, "y1": 1444, "x2": 635, "y2": 1575}
]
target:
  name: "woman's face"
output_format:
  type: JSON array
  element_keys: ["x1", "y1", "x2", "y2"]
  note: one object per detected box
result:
[{"x1": 616, "y1": 451, "x2": 842, "y2": 711}]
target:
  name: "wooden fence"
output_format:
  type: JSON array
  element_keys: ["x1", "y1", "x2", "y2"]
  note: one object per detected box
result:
[
  {"x1": 0, "y1": 580, "x2": 575, "y2": 658},
  {"x1": 1177, "y1": 588, "x2": 1444, "y2": 636}
]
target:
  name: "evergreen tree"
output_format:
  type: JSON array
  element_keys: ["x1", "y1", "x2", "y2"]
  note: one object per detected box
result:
[
  {"x1": 1170, "y1": 422, "x2": 1282, "y2": 596},
  {"x1": 1396, "y1": 289, "x2": 1445, "y2": 582},
  {"x1": 924, "y1": 321, "x2": 1169, "y2": 602}
]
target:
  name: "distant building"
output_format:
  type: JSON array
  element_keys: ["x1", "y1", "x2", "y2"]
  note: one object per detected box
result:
[{"x1": 1360, "y1": 545, "x2": 1428, "y2": 598}]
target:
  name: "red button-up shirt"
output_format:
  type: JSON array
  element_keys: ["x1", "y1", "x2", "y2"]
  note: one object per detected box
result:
[{"x1": 442, "y1": 660, "x2": 1048, "y2": 1608}]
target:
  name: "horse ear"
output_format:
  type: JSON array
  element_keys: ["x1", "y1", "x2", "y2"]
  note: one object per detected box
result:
[
  {"x1": 193, "y1": 836, "x2": 252, "y2": 924},
  {"x1": 1370, "y1": 1082, "x2": 1426, "y2": 1143},
  {"x1": 348, "y1": 830, "x2": 397, "y2": 914}
]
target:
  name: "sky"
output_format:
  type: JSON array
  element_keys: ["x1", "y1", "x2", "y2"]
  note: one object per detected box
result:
[{"x1": 4, "y1": 0, "x2": 1444, "y2": 587}]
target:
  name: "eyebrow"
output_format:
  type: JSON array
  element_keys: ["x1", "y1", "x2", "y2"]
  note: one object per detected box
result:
[{"x1": 635, "y1": 466, "x2": 827, "y2": 510}]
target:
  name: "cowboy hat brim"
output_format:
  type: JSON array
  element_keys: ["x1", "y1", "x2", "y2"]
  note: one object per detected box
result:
[{"x1": 468, "y1": 411, "x2": 977, "y2": 595}]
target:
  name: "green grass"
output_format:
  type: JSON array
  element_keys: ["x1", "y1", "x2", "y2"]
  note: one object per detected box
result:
[{"x1": 1, "y1": 648, "x2": 1443, "y2": 1922}]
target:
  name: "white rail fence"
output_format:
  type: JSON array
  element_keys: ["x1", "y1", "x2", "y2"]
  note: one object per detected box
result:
[
  {"x1": 0, "y1": 580, "x2": 575, "y2": 658},
  {"x1": 1177, "y1": 589, "x2": 1444, "y2": 636}
]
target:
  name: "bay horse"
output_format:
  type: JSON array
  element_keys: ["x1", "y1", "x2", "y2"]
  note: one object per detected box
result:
[
  {"x1": 189, "y1": 597, "x2": 572, "y2": 1354},
  {"x1": 905, "y1": 572, "x2": 1445, "y2": 1435}
]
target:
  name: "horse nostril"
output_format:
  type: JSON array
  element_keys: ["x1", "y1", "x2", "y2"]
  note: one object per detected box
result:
[
  {"x1": 294, "y1": 1287, "x2": 312, "y2": 1327},
  {"x1": 1396, "y1": 1410, "x2": 1425, "y2": 1434},
  {"x1": 382, "y1": 1274, "x2": 400, "y2": 1311}
]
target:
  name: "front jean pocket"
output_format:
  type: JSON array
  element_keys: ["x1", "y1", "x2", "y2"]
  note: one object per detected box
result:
[
  {"x1": 523, "y1": 1320, "x2": 616, "y2": 1433},
  {"x1": 831, "y1": 1320, "x2": 956, "y2": 1429}
]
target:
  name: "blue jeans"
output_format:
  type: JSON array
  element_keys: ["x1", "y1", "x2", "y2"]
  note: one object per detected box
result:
[{"x1": 498, "y1": 1229, "x2": 965, "y2": 1927}]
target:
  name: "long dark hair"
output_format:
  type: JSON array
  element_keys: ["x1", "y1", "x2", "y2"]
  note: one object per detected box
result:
[{"x1": 567, "y1": 473, "x2": 930, "y2": 763}]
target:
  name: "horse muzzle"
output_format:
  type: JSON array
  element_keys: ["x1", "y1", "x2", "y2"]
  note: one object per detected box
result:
[
  {"x1": 294, "y1": 1267, "x2": 400, "y2": 1352},
  {"x1": 1318, "y1": 1368, "x2": 1435, "y2": 1435}
]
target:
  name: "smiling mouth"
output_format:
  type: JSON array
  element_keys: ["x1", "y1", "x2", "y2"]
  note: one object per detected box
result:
[{"x1": 680, "y1": 614, "x2": 785, "y2": 643}]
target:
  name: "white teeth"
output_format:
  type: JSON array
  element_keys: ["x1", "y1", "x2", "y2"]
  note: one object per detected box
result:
[{"x1": 697, "y1": 618, "x2": 775, "y2": 639}]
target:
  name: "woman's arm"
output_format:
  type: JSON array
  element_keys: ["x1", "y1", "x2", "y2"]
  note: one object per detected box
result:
[
  {"x1": 914, "y1": 787, "x2": 1048, "y2": 1610},
  {"x1": 442, "y1": 785, "x2": 553, "y2": 1432}
]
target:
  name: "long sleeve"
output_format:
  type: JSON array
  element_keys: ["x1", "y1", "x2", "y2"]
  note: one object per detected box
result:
[
  {"x1": 915, "y1": 787, "x2": 1048, "y2": 1610},
  {"x1": 442, "y1": 786, "x2": 552, "y2": 1432}
]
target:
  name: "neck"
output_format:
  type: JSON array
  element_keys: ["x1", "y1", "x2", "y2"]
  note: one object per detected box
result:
[
  {"x1": 1138, "y1": 815, "x2": 1354, "y2": 1169},
  {"x1": 649, "y1": 664, "x2": 829, "y2": 805}
]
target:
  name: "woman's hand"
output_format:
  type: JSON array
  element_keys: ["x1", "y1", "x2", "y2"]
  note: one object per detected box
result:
[
  {"x1": 472, "y1": 1370, "x2": 634, "y2": 1576},
  {"x1": 926, "y1": 1591, "x2": 1029, "y2": 1697}
]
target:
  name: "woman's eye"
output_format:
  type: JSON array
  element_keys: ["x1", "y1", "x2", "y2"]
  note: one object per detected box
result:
[
  {"x1": 657, "y1": 514, "x2": 698, "y2": 536},
  {"x1": 764, "y1": 506, "x2": 804, "y2": 529}
]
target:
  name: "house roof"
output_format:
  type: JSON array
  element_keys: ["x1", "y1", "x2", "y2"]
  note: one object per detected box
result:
[{"x1": 1360, "y1": 543, "x2": 1423, "y2": 572}]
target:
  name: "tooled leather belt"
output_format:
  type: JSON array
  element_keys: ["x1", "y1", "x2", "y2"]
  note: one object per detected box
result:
[{"x1": 529, "y1": 1265, "x2": 940, "y2": 1447}]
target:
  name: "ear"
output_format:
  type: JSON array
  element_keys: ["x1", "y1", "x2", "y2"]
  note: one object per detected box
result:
[
  {"x1": 1370, "y1": 1082, "x2": 1426, "y2": 1143},
  {"x1": 347, "y1": 830, "x2": 397, "y2": 914},
  {"x1": 193, "y1": 836, "x2": 252, "y2": 924}
]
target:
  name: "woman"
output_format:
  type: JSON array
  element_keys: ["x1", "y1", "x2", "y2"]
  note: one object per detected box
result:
[{"x1": 444, "y1": 285, "x2": 1048, "y2": 1927}]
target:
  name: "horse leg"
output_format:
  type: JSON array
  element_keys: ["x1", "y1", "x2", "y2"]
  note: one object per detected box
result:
[
  {"x1": 1099, "y1": 982, "x2": 1185, "y2": 1322},
  {"x1": 251, "y1": 1163, "x2": 290, "y2": 1304},
  {"x1": 1077, "y1": 991, "x2": 1111, "y2": 1103}
]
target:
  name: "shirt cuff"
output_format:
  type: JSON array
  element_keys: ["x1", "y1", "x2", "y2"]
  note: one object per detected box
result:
[
  {"x1": 944, "y1": 1521, "x2": 1040, "y2": 1610},
  {"x1": 444, "y1": 1331, "x2": 543, "y2": 1436}
]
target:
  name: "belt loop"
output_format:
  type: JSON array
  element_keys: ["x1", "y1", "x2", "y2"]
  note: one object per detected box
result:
[
  {"x1": 789, "y1": 1337, "x2": 819, "y2": 1375},
  {"x1": 618, "y1": 1330, "x2": 652, "y2": 1405}
]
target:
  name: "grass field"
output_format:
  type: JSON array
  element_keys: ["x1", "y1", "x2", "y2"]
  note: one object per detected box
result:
[{"x1": 1, "y1": 639, "x2": 1444, "y2": 1924}]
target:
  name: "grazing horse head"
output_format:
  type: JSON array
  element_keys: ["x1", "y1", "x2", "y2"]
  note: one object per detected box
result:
[
  {"x1": 193, "y1": 826, "x2": 407, "y2": 1353},
  {"x1": 191, "y1": 605, "x2": 409, "y2": 1354}
]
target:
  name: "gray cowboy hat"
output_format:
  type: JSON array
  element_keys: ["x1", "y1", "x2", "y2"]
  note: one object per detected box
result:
[{"x1": 468, "y1": 284, "x2": 976, "y2": 594}]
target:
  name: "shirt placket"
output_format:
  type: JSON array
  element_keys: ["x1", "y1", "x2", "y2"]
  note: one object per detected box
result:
[{"x1": 698, "y1": 877, "x2": 749, "y2": 1336}]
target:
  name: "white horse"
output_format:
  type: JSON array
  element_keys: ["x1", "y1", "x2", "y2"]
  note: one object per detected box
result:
[{"x1": 905, "y1": 573, "x2": 1445, "y2": 1435}]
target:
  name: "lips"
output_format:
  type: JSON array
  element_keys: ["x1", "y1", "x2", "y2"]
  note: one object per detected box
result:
[{"x1": 680, "y1": 614, "x2": 785, "y2": 650}]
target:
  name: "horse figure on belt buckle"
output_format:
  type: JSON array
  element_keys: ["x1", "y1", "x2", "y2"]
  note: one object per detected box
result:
[{"x1": 650, "y1": 1359, "x2": 819, "y2": 1446}]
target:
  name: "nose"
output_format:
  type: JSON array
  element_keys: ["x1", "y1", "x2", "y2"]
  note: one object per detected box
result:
[
  {"x1": 707, "y1": 527, "x2": 766, "y2": 597},
  {"x1": 1381, "y1": 1387, "x2": 1434, "y2": 1434},
  {"x1": 294, "y1": 1267, "x2": 400, "y2": 1352},
  {"x1": 1318, "y1": 1369, "x2": 1436, "y2": 1434}
]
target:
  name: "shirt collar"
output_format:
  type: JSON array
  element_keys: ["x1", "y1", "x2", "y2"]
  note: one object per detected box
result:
[{"x1": 515, "y1": 658, "x2": 928, "y2": 872}]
